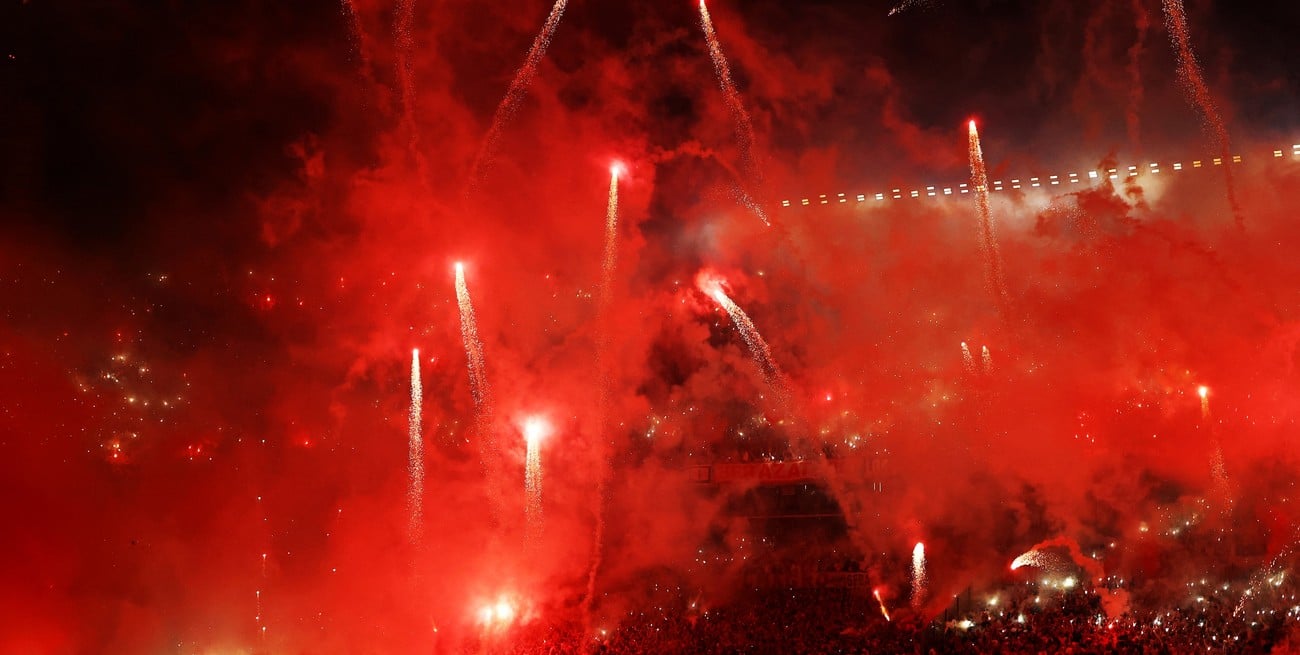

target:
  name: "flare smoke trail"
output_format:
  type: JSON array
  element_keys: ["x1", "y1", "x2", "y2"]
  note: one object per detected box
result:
[
  {"x1": 960, "y1": 342, "x2": 976, "y2": 375},
  {"x1": 967, "y1": 121, "x2": 1011, "y2": 313},
  {"x1": 468, "y1": 0, "x2": 569, "y2": 190},
  {"x1": 523, "y1": 418, "x2": 546, "y2": 544},
  {"x1": 1161, "y1": 0, "x2": 1241, "y2": 226},
  {"x1": 700, "y1": 276, "x2": 790, "y2": 407},
  {"x1": 697, "y1": 0, "x2": 769, "y2": 226},
  {"x1": 408, "y1": 349, "x2": 424, "y2": 540},
  {"x1": 455, "y1": 263, "x2": 503, "y2": 522},
  {"x1": 911, "y1": 542, "x2": 927, "y2": 609}
]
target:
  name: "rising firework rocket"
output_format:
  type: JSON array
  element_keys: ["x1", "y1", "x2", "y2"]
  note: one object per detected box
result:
[
  {"x1": 1161, "y1": 0, "x2": 1241, "y2": 226},
  {"x1": 469, "y1": 0, "x2": 569, "y2": 188},
  {"x1": 698, "y1": 0, "x2": 768, "y2": 226},
  {"x1": 523, "y1": 416, "x2": 548, "y2": 544},
  {"x1": 455, "y1": 263, "x2": 503, "y2": 522},
  {"x1": 967, "y1": 121, "x2": 1010, "y2": 312},
  {"x1": 600, "y1": 164, "x2": 622, "y2": 306},
  {"x1": 981, "y1": 345, "x2": 993, "y2": 372},
  {"x1": 873, "y1": 588, "x2": 892, "y2": 621},
  {"x1": 408, "y1": 349, "x2": 424, "y2": 541},
  {"x1": 960, "y1": 342, "x2": 976, "y2": 375},
  {"x1": 699, "y1": 274, "x2": 789, "y2": 406},
  {"x1": 911, "y1": 542, "x2": 927, "y2": 609}
]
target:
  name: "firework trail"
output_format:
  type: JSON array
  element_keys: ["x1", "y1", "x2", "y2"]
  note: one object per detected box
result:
[
  {"x1": 911, "y1": 542, "x2": 927, "y2": 609},
  {"x1": 960, "y1": 342, "x2": 976, "y2": 375},
  {"x1": 698, "y1": 0, "x2": 769, "y2": 226},
  {"x1": 981, "y1": 345, "x2": 992, "y2": 372},
  {"x1": 887, "y1": 0, "x2": 938, "y2": 16},
  {"x1": 523, "y1": 417, "x2": 547, "y2": 544},
  {"x1": 455, "y1": 263, "x2": 503, "y2": 523},
  {"x1": 585, "y1": 165, "x2": 622, "y2": 635},
  {"x1": 393, "y1": 0, "x2": 430, "y2": 180},
  {"x1": 1126, "y1": 0, "x2": 1150, "y2": 152},
  {"x1": 468, "y1": 0, "x2": 569, "y2": 189},
  {"x1": 408, "y1": 349, "x2": 425, "y2": 541},
  {"x1": 1011, "y1": 536, "x2": 1104, "y2": 581},
  {"x1": 1161, "y1": 0, "x2": 1241, "y2": 226},
  {"x1": 967, "y1": 121, "x2": 1011, "y2": 313},
  {"x1": 339, "y1": 0, "x2": 370, "y2": 67},
  {"x1": 699, "y1": 275, "x2": 790, "y2": 406},
  {"x1": 873, "y1": 588, "x2": 892, "y2": 621},
  {"x1": 600, "y1": 165, "x2": 622, "y2": 304}
]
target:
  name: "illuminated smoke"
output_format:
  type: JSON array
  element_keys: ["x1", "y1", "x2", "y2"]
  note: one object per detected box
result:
[
  {"x1": 522, "y1": 416, "x2": 548, "y2": 544},
  {"x1": 967, "y1": 120, "x2": 1011, "y2": 313},
  {"x1": 981, "y1": 345, "x2": 992, "y2": 372},
  {"x1": 455, "y1": 263, "x2": 503, "y2": 523},
  {"x1": 1126, "y1": 0, "x2": 1150, "y2": 151},
  {"x1": 469, "y1": 0, "x2": 569, "y2": 188},
  {"x1": 873, "y1": 588, "x2": 892, "y2": 621},
  {"x1": 1161, "y1": 0, "x2": 1241, "y2": 226},
  {"x1": 408, "y1": 349, "x2": 424, "y2": 541},
  {"x1": 911, "y1": 542, "x2": 927, "y2": 609},
  {"x1": 698, "y1": 273, "x2": 790, "y2": 407},
  {"x1": 698, "y1": 0, "x2": 769, "y2": 226},
  {"x1": 960, "y1": 342, "x2": 976, "y2": 375}
]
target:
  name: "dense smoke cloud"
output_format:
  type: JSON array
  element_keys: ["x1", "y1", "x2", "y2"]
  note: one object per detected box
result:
[{"x1": 1, "y1": 0, "x2": 1299, "y2": 652}]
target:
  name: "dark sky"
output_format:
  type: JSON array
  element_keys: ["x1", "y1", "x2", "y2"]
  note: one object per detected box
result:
[{"x1": 2, "y1": 0, "x2": 1300, "y2": 652}]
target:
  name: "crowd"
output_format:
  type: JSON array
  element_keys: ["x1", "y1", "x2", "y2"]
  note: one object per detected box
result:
[{"x1": 486, "y1": 585, "x2": 1300, "y2": 655}]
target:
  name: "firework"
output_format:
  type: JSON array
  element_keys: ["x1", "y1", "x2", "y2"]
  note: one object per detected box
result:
[
  {"x1": 600, "y1": 164, "x2": 622, "y2": 305},
  {"x1": 455, "y1": 263, "x2": 503, "y2": 522},
  {"x1": 912, "y1": 542, "x2": 927, "y2": 609},
  {"x1": 887, "y1": 0, "x2": 938, "y2": 16},
  {"x1": 968, "y1": 120, "x2": 1010, "y2": 312},
  {"x1": 1010, "y1": 549, "x2": 1050, "y2": 571},
  {"x1": 698, "y1": 0, "x2": 768, "y2": 226},
  {"x1": 469, "y1": 0, "x2": 569, "y2": 188},
  {"x1": 522, "y1": 416, "x2": 549, "y2": 543},
  {"x1": 393, "y1": 0, "x2": 427, "y2": 178},
  {"x1": 1198, "y1": 385, "x2": 1210, "y2": 419},
  {"x1": 960, "y1": 342, "x2": 976, "y2": 374},
  {"x1": 981, "y1": 345, "x2": 993, "y2": 372},
  {"x1": 1161, "y1": 0, "x2": 1240, "y2": 226},
  {"x1": 408, "y1": 348, "x2": 424, "y2": 541},
  {"x1": 873, "y1": 587, "x2": 892, "y2": 621},
  {"x1": 698, "y1": 273, "x2": 789, "y2": 406}
]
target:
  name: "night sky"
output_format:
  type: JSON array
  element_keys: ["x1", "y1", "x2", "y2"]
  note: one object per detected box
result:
[{"x1": 3, "y1": 0, "x2": 1300, "y2": 652}]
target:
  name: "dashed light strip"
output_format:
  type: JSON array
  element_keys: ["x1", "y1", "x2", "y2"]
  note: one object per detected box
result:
[{"x1": 779, "y1": 145, "x2": 1297, "y2": 209}]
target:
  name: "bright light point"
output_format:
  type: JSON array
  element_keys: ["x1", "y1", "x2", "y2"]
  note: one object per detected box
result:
[
  {"x1": 523, "y1": 416, "x2": 551, "y2": 446},
  {"x1": 1198, "y1": 385, "x2": 1209, "y2": 399},
  {"x1": 494, "y1": 600, "x2": 515, "y2": 622},
  {"x1": 454, "y1": 262, "x2": 464, "y2": 273},
  {"x1": 968, "y1": 119, "x2": 977, "y2": 131},
  {"x1": 1063, "y1": 577, "x2": 1076, "y2": 589},
  {"x1": 610, "y1": 162, "x2": 625, "y2": 178}
]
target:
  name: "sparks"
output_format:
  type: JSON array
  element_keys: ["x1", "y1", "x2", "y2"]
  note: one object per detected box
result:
[
  {"x1": 968, "y1": 120, "x2": 1010, "y2": 313},
  {"x1": 912, "y1": 542, "x2": 927, "y2": 609},
  {"x1": 408, "y1": 348, "x2": 424, "y2": 541}
]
